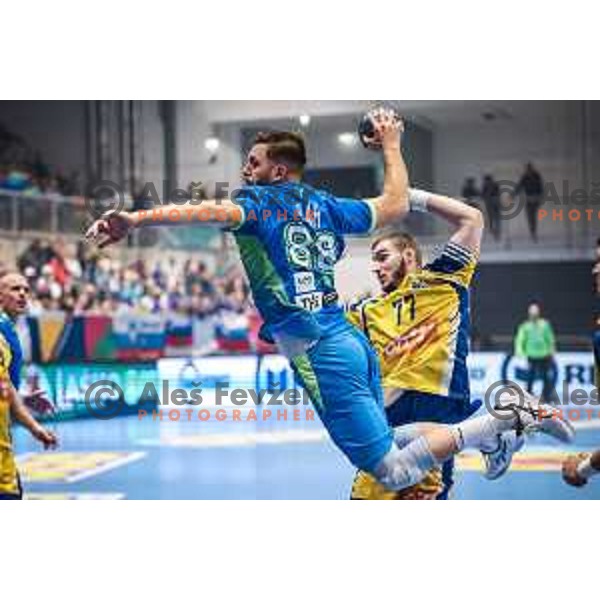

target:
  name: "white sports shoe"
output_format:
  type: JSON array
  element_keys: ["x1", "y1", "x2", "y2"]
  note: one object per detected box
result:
[
  {"x1": 495, "y1": 385, "x2": 575, "y2": 443},
  {"x1": 482, "y1": 431, "x2": 525, "y2": 480}
]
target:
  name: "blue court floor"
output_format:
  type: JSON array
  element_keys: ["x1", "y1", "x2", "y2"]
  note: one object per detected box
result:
[{"x1": 12, "y1": 406, "x2": 600, "y2": 500}]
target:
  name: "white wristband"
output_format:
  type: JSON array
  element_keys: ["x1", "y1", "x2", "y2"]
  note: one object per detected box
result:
[
  {"x1": 409, "y1": 188, "x2": 431, "y2": 213},
  {"x1": 577, "y1": 456, "x2": 597, "y2": 480}
]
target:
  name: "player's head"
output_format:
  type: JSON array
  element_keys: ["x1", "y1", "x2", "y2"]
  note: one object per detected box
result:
[
  {"x1": 0, "y1": 272, "x2": 31, "y2": 319},
  {"x1": 528, "y1": 302, "x2": 541, "y2": 320},
  {"x1": 371, "y1": 231, "x2": 422, "y2": 293},
  {"x1": 242, "y1": 131, "x2": 306, "y2": 185}
]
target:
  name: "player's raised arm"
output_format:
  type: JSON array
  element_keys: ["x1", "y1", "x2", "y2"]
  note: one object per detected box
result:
[
  {"x1": 365, "y1": 109, "x2": 410, "y2": 228},
  {"x1": 409, "y1": 189, "x2": 484, "y2": 253},
  {"x1": 85, "y1": 199, "x2": 244, "y2": 248}
]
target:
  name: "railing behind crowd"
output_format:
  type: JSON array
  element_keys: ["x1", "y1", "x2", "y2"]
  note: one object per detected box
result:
[
  {"x1": 0, "y1": 190, "x2": 224, "y2": 252},
  {"x1": 1, "y1": 189, "x2": 597, "y2": 260}
]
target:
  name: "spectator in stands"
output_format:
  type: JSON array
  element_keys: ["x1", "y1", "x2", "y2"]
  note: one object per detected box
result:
[
  {"x1": 62, "y1": 243, "x2": 82, "y2": 281},
  {"x1": 47, "y1": 239, "x2": 71, "y2": 287},
  {"x1": 31, "y1": 152, "x2": 50, "y2": 180},
  {"x1": 1, "y1": 164, "x2": 30, "y2": 192},
  {"x1": 461, "y1": 177, "x2": 480, "y2": 209},
  {"x1": 481, "y1": 174, "x2": 501, "y2": 241},
  {"x1": 17, "y1": 239, "x2": 43, "y2": 274},
  {"x1": 514, "y1": 302, "x2": 557, "y2": 403},
  {"x1": 515, "y1": 162, "x2": 544, "y2": 242}
]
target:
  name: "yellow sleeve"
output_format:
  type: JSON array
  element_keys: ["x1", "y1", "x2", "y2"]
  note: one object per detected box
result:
[
  {"x1": 345, "y1": 305, "x2": 363, "y2": 331},
  {"x1": 423, "y1": 241, "x2": 478, "y2": 288},
  {"x1": 0, "y1": 335, "x2": 12, "y2": 382},
  {"x1": 345, "y1": 297, "x2": 373, "y2": 332},
  {"x1": 0, "y1": 334, "x2": 13, "y2": 400}
]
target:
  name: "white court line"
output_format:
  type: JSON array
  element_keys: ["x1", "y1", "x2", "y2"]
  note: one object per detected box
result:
[
  {"x1": 15, "y1": 452, "x2": 36, "y2": 461},
  {"x1": 66, "y1": 451, "x2": 147, "y2": 483},
  {"x1": 460, "y1": 444, "x2": 589, "y2": 457},
  {"x1": 25, "y1": 493, "x2": 126, "y2": 500},
  {"x1": 139, "y1": 430, "x2": 328, "y2": 448},
  {"x1": 572, "y1": 419, "x2": 600, "y2": 431}
]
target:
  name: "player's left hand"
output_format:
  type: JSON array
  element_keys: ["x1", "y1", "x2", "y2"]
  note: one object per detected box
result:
[
  {"x1": 31, "y1": 425, "x2": 59, "y2": 450},
  {"x1": 23, "y1": 389, "x2": 55, "y2": 416},
  {"x1": 85, "y1": 210, "x2": 136, "y2": 249},
  {"x1": 562, "y1": 453, "x2": 589, "y2": 487},
  {"x1": 363, "y1": 107, "x2": 404, "y2": 150}
]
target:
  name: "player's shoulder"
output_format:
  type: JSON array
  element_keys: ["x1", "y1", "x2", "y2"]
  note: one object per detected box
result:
[
  {"x1": 347, "y1": 294, "x2": 380, "y2": 313},
  {"x1": 0, "y1": 313, "x2": 12, "y2": 336},
  {"x1": 423, "y1": 241, "x2": 478, "y2": 277},
  {"x1": 0, "y1": 321, "x2": 12, "y2": 360},
  {"x1": 241, "y1": 182, "x2": 324, "y2": 203},
  {"x1": 428, "y1": 241, "x2": 478, "y2": 266},
  {"x1": 298, "y1": 182, "x2": 352, "y2": 205},
  {"x1": 233, "y1": 184, "x2": 265, "y2": 202}
]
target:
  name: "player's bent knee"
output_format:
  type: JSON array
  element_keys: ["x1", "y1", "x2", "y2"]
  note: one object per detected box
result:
[
  {"x1": 374, "y1": 454, "x2": 425, "y2": 491},
  {"x1": 373, "y1": 436, "x2": 437, "y2": 492}
]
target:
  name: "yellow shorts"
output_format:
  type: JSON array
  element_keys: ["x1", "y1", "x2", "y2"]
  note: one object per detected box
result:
[
  {"x1": 0, "y1": 448, "x2": 21, "y2": 498},
  {"x1": 350, "y1": 468, "x2": 444, "y2": 500}
]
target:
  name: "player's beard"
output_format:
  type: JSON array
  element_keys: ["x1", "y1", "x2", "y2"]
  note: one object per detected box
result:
[{"x1": 381, "y1": 258, "x2": 408, "y2": 294}]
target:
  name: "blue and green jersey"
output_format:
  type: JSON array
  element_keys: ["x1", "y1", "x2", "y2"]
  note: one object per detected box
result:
[{"x1": 230, "y1": 181, "x2": 376, "y2": 345}]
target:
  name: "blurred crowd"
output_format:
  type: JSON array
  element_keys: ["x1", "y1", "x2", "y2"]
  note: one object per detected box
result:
[
  {"x1": 6, "y1": 238, "x2": 251, "y2": 317},
  {"x1": 0, "y1": 162, "x2": 79, "y2": 197}
]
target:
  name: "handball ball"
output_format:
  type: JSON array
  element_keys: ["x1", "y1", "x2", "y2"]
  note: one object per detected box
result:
[{"x1": 358, "y1": 107, "x2": 402, "y2": 150}]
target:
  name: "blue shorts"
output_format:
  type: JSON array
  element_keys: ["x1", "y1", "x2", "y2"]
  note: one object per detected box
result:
[
  {"x1": 0, "y1": 492, "x2": 22, "y2": 500},
  {"x1": 290, "y1": 323, "x2": 393, "y2": 472},
  {"x1": 385, "y1": 391, "x2": 479, "y2": 427},
  {"x1": 386, "y1": 391, "x2": 480, "y2": 500}
]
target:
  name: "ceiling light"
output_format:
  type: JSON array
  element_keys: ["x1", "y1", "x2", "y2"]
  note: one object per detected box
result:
[
  {"x1": 204, "y1": 137, "x2": 220, "y2": 152},
  {"x1": 338, "y1": 132, "x2": 357, "y2": 147}
]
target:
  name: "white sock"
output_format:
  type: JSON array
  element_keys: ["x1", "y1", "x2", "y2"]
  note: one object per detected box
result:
[
  {"x1": 451, "y1": 413, "x2": 516, "y2": 453},
  {"x1": 577, "y1": 456, "x2": 599, "y2": 480}
]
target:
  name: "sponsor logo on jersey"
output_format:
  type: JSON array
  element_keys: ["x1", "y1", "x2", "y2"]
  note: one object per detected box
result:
[
  {"x1": 383, "y1": 321, "x2": 438, "y2": 358},
  {"x1": 294, "y1": 272, "x2": 316, "y2": 294},
  {"x1": 295, "y1": 292, "x2": 323, "y2": 312}
]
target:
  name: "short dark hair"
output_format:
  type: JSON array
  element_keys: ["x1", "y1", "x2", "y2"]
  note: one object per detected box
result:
[
  {"x1": 253, "y1": 131, "x2": 307, "y2": 172},
  {"x1": 371, "y1": 230, "x2": 423, "y2": 267}
]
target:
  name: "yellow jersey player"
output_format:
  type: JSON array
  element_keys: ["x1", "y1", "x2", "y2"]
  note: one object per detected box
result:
[
  {"x1": 348, "y1": 188, "x2": 524, "y2": 499},
  {"x1": 1, "y1": 272, "x2": 58, "y2": 500}
]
